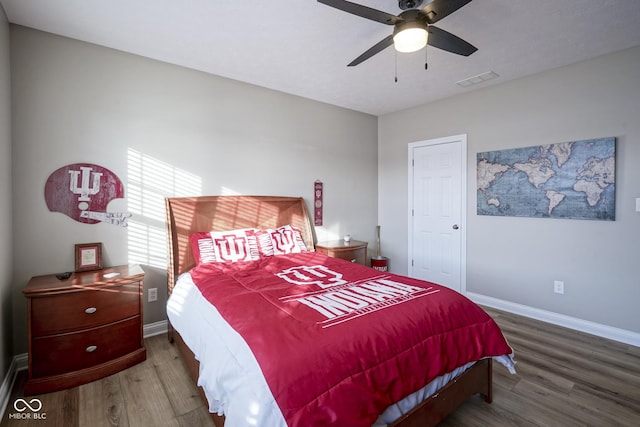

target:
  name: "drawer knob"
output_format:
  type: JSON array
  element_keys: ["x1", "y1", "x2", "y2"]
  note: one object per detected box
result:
[
  {"x1": 84, "y1": 307, "x2": 97, "y2": 314},
  {"x1": 350, "y1": 259, "x2": 357, "y2": 263},
  {"x1": 85, "y1": 345, "x2": 98, "y2": 353}
]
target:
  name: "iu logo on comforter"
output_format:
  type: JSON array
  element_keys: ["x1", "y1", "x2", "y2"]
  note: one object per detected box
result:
[
  {"x1": 277, "y1": 264, "x2": 440, "y2": 328},
  {"x1": 277, "y1": 265, "x2": 348, "y2": 289}
]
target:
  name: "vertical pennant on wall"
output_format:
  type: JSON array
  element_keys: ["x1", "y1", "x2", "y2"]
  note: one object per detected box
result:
[{"x1": 314, "y1": 180, "x2": 323, "y2": 226}]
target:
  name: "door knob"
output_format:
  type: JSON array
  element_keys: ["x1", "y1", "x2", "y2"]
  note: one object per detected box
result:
[{"x1": 452, "y1": 224, "x2": 459, "y2": 230}]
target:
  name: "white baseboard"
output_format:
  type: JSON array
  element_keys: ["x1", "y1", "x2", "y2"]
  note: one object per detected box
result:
[
  {"x1": 0, "y1": 320, "x2": 169, "y2": 417},
  {"x1": 144, "y1": 320, "x2": 168, "y2": 338},
  {"x1": 0, "y1": 353, "x2": 27, "y2": 419},
  {"x1": 468, "y1": 292, "x2": 640, "y2": 348}
]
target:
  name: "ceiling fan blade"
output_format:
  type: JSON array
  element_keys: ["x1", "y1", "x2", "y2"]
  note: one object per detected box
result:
[
  {"x1": 427, "y1": 25, "x2": 477, "y2": 56},
  {"x1": 318, "y1": 0, "x2": 400, "y2": 25},
  {"x1": 348, "y1": 35, "x2": 394, "y2": 66},
  {"x1": 421, "y1": 0, "x2": 472, "y2": 24}
]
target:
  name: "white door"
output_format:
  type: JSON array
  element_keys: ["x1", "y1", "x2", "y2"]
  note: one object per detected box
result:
[{"x1": 408, "y1": 135, "x2": 466, "y2": 293}]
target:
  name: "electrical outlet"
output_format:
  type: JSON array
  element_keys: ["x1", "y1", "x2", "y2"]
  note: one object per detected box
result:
[
  {"x1": 148, "y1": 288, "x2": 158, "y2": 302},
  {"x1": 553, "y1": 280, "x2": 564, "y2": 295}
]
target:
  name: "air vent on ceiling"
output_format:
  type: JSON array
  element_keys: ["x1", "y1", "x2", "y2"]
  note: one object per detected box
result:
[{"x1": 456, "y1": 71, "x2": 499, "y2": 88}]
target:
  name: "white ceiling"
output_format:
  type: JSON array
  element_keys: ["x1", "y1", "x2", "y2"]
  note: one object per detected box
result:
[{"x1": 1, "y1": 0, "x2": 640, "y2": 116}]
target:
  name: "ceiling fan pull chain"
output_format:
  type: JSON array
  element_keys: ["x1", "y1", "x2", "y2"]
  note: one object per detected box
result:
[
  {"x1": 395, "y1": 50, "x2": 398, "y2": 83},
  {"x1": 425, "y1": 46, "x2": 428, "y2": 70}
]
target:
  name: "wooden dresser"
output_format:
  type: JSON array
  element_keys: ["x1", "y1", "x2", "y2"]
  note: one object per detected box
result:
[
  {"x1": 315, "y1": 240, "x2": 368, "y2": 265},
  {"x1": 23, "y1": 264, "x2": 147, "y2": 395}
]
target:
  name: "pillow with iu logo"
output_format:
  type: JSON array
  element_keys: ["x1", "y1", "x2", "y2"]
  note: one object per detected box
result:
[{"x1": 210, "y1": 229, "x2": 260, "y2": 263}]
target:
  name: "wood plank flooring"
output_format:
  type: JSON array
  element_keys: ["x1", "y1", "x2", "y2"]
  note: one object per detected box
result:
[
  {"x1": 2, "y1": 307, "x2": 639, "y2": 426},
  {"x1": 441, "y1": 307, "x2": 640, "y2": 427}
]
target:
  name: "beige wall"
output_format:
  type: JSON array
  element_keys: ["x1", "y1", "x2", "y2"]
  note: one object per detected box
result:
[
  {"x1": 0, "y1": 8, "x2": 12, "y2": 376},
  {"x1": 379, "y1": 46, "x2": 640, "y2": 335},
  {"x1": 9, "y1": 26, "x2": 378, "y2": 354}
]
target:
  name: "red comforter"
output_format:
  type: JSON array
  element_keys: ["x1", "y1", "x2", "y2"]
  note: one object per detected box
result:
[{"x1": 190, "y1": 252, "x2": 512, "y2": 426}]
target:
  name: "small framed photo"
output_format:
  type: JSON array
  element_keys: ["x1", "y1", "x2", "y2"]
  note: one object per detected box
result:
[{"x1": 75, "y1": 243, "x2": 103, "y2": 272}]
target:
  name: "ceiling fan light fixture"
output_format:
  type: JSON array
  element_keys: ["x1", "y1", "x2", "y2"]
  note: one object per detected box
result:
[{"x1": 393, "y1": 21, "x2": 428, "y2": 53}]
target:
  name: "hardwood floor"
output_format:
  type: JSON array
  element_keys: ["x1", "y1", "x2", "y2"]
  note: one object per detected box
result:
[
  {"x1": 442, "y1": 307, "x2": 640, "y2": 427},
  {"x1": 2, "y1": 308, "x2": 639, "y2": 426}
]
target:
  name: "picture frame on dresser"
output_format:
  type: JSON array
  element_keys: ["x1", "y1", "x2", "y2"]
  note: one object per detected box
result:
[{"x1": 75, "y1": 242, "x2": 102, "y2": 272}]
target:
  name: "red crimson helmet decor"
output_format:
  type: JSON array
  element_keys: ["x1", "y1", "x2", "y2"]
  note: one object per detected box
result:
[{"x1": 44, "y1": 163, "x2": 131, "y2": 227}]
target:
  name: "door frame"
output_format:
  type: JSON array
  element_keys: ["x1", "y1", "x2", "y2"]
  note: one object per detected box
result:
[{"x1": 407, "y1": 134, "x2": 468, "y2": 293}]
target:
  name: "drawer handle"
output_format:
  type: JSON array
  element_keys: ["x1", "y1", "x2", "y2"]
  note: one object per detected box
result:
[
  {"x1": 85, "y1": 345, "x2": 98, "y2": 353},
  {"x1": 84, "y1": 307, "x2": 97, "y2": 314}
]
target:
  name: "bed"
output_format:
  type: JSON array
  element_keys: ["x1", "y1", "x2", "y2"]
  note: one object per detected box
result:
[{"x1": 165, "y1": 195, "x2": 515, "y2": 427}]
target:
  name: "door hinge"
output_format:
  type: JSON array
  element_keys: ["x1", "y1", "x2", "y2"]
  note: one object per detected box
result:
[{"x1": 411, "y1": 259, "x2": 414, "y2": 267}]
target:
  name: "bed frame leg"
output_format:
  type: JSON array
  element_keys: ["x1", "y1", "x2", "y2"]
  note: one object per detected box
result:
[
  {"x1": 483, "y1": 358, "x2": 493, "y2": 403},
  {"x1": 167, "y1": 322, "x2": 175, "y2": 343}
]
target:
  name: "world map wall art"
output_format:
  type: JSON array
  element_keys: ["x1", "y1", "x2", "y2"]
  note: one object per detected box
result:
[{"x1": 477, "y1": 137, "x2": 615, "y2": 221}]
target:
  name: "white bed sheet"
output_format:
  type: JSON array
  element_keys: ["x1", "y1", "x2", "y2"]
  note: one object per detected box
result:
[{"x1": 167, "y1": 272, "x2": 514, "y2": 427}]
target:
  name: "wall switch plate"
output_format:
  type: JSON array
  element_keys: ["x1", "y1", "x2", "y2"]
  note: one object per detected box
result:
[
  {"x1": 554, "y1": 280, "x2": 564, "y2": 295},
  {"x1": 148, "y1": 288, "x2": 158, "y2": 302},
  {"x1": 636, "y1": 197, "x2": 640, "y2": 212}
]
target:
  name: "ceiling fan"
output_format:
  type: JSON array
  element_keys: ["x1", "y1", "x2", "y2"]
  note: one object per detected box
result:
[{"x1": 318, "y1": 0, "x2": 477, "y2": 67}]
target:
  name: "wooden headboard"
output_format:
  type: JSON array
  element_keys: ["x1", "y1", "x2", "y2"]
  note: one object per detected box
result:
[{"x1": 165, "y1": 195, "x2": 314, "y2": 293}]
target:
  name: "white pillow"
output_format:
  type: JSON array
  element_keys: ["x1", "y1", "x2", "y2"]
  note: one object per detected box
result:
[
  {"x1": 255, "y1": 225, "x2": 308, "y2": 256},
  {"x1": 209, "y1": 228, "x2": 260, "y2": 263}
]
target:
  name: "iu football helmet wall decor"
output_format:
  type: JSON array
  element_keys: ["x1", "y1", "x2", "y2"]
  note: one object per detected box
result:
[{"x1": 44, "y1": 163, "x2": 132, "y2": 227}]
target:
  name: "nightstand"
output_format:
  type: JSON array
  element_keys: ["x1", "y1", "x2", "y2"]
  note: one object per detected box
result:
[
  {"x1": 315, "y1": 240, "x2": 368, "y2": 265},
  {"x1": 23, "y1": 264, "x2": 147, "y2": 395}
]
